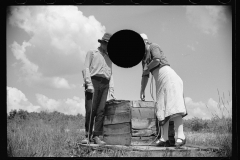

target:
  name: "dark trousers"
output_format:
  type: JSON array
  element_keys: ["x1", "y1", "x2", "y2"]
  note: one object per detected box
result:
[{"x1": 84, "y1": 76, "x2": 109, "y2": 137}]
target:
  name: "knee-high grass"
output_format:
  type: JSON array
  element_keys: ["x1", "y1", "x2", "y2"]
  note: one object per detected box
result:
[{"x1": 7, "y1": 90, "x2": 232, "y2": 157}]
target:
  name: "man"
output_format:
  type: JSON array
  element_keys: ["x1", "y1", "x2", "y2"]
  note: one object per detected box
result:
[
  {"x1": 140, "y1": 33, "x2": 187, "y2": 147},
  {"x1": 81, "y1": 33, "x2": 115, "y2": 145}
]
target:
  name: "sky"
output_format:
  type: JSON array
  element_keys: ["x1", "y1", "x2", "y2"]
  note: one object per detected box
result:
[{"x1": 7, "y1": 6, "x2": 232, "y2": 119}]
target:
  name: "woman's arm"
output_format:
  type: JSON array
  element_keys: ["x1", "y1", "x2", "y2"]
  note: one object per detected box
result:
[
  {"x1": 146, "y1": 59, "x2": 160, "y2": 71},
  {"x1": 140, "y1": 75, "x2": 149, "y2": 100}
]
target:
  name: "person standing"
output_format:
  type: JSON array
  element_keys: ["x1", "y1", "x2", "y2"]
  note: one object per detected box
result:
[
  {"x1": 139, "y1": 33, "x2": 188, "y2": 148},
  {"x1": 81, "y1": 33, "x2": 115, "y2": 145}
]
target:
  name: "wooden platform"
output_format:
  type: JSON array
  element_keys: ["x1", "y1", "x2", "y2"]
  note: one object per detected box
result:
[{"x1": 78, "y1": 137, "x2": 220, "y2": 152}]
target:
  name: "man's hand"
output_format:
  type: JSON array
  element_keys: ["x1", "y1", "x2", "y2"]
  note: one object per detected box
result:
[
  {"x1": 110, "y1": 90, "x2": 116, "y2": 100},
  {"x1": 85, "y1": 85, "x2": 94, "y2": 93},
  {"x1": 140, "y1": 89, "x2": 145, "y2": 101},
  {"x1": 110, "y1": 93, "x2": 116, "y2": 100}
]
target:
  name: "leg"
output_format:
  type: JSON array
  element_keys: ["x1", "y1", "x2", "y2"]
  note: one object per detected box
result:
[
  {"x1": 93, "y1": 84, "x2": 109, "y2": 136},
  {"x1": 155, "y1": 116, "x2": 161, "y2": 138},
  {"x1": 171, "y1": 115, "x2": 185, "y2": 142},
  {"x1": 87, "y1": 78, "x2": 101, "y2": 139},
  {"x1": 84, "y1": 88, "x2": 93, "y2": 138},
  {"x1": 82, "y1": 86, "x2": 95, "y2": 144},
  {"x1": 160, "y1": 119, "x2": 169, "y2": 142},
  {"x1": 155, "y1": 119, "x2": 171, "y2": 147}
]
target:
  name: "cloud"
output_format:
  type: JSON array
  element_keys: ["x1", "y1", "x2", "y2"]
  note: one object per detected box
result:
[
  {"x1": 8, "y1": 6, "x2": 106, "y2": 88},
  {"x1": 52, "y1": 77, "x2": 75, "y2": 89},
  {"x1": 7, "y1": 86, "x2": 85, "y2": 116},
  {"x1": 7, "y1": 86, "x2": 41, "y2": 114},
  {"x1": 10, "y1": 41, "x2": 39, "y2": 76},
  {"x1": 187, "y1": 44, "x2": 196, "y2": 51},
  {"x1": 186, "y1": 6, "x2": 227, "y2": 35},
  {"x1": 206, "y1": 98, "x2": 232, "y2": 118},
  {"x1": 36, "y1": 94, "x2": 85, "y2": 116},
  {"x1": 10, "y1": 41, "x2": 75, "y2": 89},
  {"x1": 184, "y1": 97, "x2": 232, "y2": 119}
]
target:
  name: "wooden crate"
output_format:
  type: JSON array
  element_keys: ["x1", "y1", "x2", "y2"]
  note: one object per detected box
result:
[
  {"x1": 103, "y1": 100, "x2": 132, "y2": 146},
  {"x1": 103, "y1": 100, "x2": 175, "y2": 145},
  {"x1": 131, "y1": 100, "x2": 175, "y2": 141},
  {"x1": 131, "y1": 100, "x2": 157, "y2": 136}
]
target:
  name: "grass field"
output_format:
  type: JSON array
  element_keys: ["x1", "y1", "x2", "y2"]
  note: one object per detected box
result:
[
  {"x1": 7, "y1": 113, "x2": 232, "y2": 157},
  {"x1": 7, "y1": 91, "x2": 232, "y2": 157}
]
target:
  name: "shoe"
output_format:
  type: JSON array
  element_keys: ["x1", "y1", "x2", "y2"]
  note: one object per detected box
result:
[
  {"x1": 93, "y1": 136, "x2": 106, "y2": 145},
  {"x1": 81, "y1": 137, "x2": 93, "y2": 144},
  {"x1": 175, "y1": 138, "x2": 186, "y2": 148},
  {"x1": 155, "y1": 139, "x2": 171, "y2": 147}
]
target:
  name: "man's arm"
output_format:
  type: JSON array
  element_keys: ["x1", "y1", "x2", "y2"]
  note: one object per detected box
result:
[
  {"x1": 109, "y1": 73, "x2": 115, "y2": 98},
  {"x1": 82, "y1": 51, "x2": 94, "y2": 92}
]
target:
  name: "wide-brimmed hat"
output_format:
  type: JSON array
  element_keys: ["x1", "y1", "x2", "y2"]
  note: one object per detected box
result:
[{"x1": 98, "y1": 33, "x2": 112, "y2": 43}]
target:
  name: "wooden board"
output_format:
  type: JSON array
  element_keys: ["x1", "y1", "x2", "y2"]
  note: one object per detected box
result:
[
  {"x1": 79, "y1": 143, "x2": 202, "y2": 151},
  {"x1": 103, "y1": 133, "x2": 131, "y2": 146},
  {"x1": 131, "y1": 118, "x2": 156, "y2": 130},
  {"x1": 131, "y1": 100, "x2": 155, "y2": 108},
  {"x1": 79, "y1": 143, "x2": 220, "y2": 152},
  {"x1": 103, "y1": 122, "x2": 131, "y2": 135},
  {"x1": 132, "y1": 129, "x2": 156, "y2": 137},
  {"x1": 104, "y1": 112, "x2": 131, "y2": 125},
  {"x1": 131, "y1": 107, "x2": 155, "y2": 119},
  {"x1": 105, "y1": 101, "x2": 131, "y2": 116}
]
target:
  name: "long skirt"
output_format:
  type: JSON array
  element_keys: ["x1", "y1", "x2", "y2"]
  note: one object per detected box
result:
[{"x1": 152, "y1": 65, "x2": 188, "y2": 126}]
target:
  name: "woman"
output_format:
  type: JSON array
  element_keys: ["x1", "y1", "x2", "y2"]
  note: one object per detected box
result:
[{"x1": 139, "y1": 33, "x2": 188, "y2": 147}]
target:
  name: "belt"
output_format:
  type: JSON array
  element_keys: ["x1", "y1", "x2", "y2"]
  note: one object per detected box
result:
[
  {"x1": 150, "y1": 64, "x2": 170, "y2": 74},
  {"x1": 149, "y1": 64, "x2": 160, "y2": 73},
  {"x1": 91, "y1": 76, "x2": 109, "y2": 83}
]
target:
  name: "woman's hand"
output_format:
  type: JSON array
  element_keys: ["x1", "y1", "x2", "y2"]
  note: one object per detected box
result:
[
  {"x1": 140, "y1": 89, "x2": 145, "y2": 101},
  {"x1": 142, "y1": 70, "x2": 150, "y2": 77}
]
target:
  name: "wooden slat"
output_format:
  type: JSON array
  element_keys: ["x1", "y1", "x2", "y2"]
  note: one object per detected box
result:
[
  {"x1": 131, "y1": 118, "x2": 156, "y2": 130},
  {"x1": 78, "y1": 143, "x2": 133, "y2": 151},
  {"x1": 79, "y1": 143, "x2": 200, "y2": 151},
  {"x1": 132, "y1": 129, "x2": 156, "y2": 137},
  {"x1": 131, "y1": 107, "x2": 155, "y2": 119},
  {"x1": 103, "y1": 122, "x2": 131, "y2": 135},
  {"x1": 130, "y1": 145, "x2": 199, "y2": 151},
  {"x1": 103, "y1": 133, "x2": 131, "y2": 146},
  {"x1": 184, "y1": 144, "x2": 220, "y2": 151},
  {"x1": 79, "y1": 137, "x2": 219, "y2": 152},
  {"x1": 105, "y1": 101, "x2": 131, "y2": 116},
  {"x1": 104, "y1": 112, "x2": 131, "y2": 125},
  {"x1": 132, "y1": 100, "x2": 155, "y2": 108}
]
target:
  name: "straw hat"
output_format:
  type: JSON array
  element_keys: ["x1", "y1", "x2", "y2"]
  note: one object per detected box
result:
[{"x1": 98, "y1": 33, "x2": 112, "y2": 43}]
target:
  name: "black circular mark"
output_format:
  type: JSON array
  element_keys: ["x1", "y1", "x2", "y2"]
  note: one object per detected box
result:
[
  {"x1": 102, "y1": 0, "x2": 115, "y2": 4},
  {"x1": 73, "y1": 0, "x2": 86, "y2": 4},
  {"x1": 218, "y1": 0, "x2": 231, "y2": 4},
  {"x1": 131, "y1": 0, "x2": 144, "y2": 4},
  {"x1": 159, "y1": 0, "x2": 173, "y2": 4},
  {"x1": 189, "y1": 0, "x2": 202, "y2": 4},
  {"x1": 107, "y1": 30, "x2": 145, "y2": 68}
]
